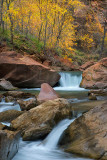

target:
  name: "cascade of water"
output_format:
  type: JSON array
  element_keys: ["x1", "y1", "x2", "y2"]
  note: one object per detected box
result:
[
  {"x1": 54, "y1": 71, "x2": 84, "y2": 91},
  {"x1": 59, "y1": 72, "x2": 82, "y2": 87},
  {"x1": 42, "y1": 119, "x2": 74, "y2": 149},
  {"x1": 12, "y1": 118, "x2": 91, "y2": 160}
]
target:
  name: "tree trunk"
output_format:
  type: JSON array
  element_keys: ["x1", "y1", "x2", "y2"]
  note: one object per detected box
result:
[
  {"x1": 100, "y1": 18, "x2": 107, "y2": 58},
  {"x1": 6, "y1": 0, "x2": 14, "y2": 44},
  {"x1": 0, "y1": 0, "x2": 4, "y2": 32},
  {"x1": 43, "y1": 0, "x2": 48, "y2": 55}
]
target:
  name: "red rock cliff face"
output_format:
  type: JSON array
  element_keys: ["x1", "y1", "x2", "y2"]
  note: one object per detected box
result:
[
  {"x1": 0, "y1": 51, "x2": 60, "y2": 88},
  {"x1": 80, "y1": 58, "x2": 107, "y2": 89}
]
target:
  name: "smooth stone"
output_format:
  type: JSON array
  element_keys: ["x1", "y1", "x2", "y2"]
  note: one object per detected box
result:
[{"x1": 37, "y1": 83, "x2": 59, "y2": 104}]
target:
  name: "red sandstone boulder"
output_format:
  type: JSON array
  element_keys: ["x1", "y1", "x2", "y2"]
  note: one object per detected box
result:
[
  {"x1": 80, "y1": 58, "x2": 107, "y2": 89},
  {"x1": 37, "y1": 83, "x2": 59, "y2": 103},
  {"x1": 0, "y1": 51, "x2": 60, "y2": 88}
]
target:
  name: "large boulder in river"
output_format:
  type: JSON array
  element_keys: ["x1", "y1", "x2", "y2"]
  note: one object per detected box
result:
[
  {"x1": 0, "y1": 129, "x2": 20, "y2": 160},
  {"x1": 80, "y1": 58, "x2": 107, "y2": 89},
  {"x1": 37, "y1": 83, "x2": 59, "y2": 104},
  {"x1": 0, "y1": 79, "x2": 17, "y2": 91},
  {"x1": 59, "y1": 101, "x2": 107, "y2": 159},
  {"x1": 0, "y1": 51, "x2": 60, "y2": 88},
  {"x1": 11, "y1": 98, "x2": 72, "y2": 141}
]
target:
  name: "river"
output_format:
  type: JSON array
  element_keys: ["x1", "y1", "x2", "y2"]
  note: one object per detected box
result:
[{"x1": 0, "y1": 71, "x2": 97, "y2": 160}]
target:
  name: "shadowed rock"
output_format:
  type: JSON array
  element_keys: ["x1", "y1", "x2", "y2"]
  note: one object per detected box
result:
[
  {"x1": 0, "y1": 129, "x2": 20, "y2": 160},
  {"x1": 0, "y1": 51, "x2": 60, "y2": 88},
  {"x1": 59, "y1": 101, "x2": 107, "y2": 160}
]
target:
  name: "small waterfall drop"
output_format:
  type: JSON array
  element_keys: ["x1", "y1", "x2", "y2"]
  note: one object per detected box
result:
[
  {"x1": 54, "y1": 71, "x2": 84, "y2": 91},
  {"x1": 42, "y1": 119, "x2": 74, "y2": 149},
  {"x1": 12, "y1": 118, "x2": 91, "y2": 160}
]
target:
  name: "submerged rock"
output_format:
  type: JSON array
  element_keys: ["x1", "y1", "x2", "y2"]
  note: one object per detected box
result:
[
  {"x1": 88, "y1": 93, "x2": 97, "y2": 100},
  {"x1": 0, "y1": 110, "x2": 24, "y2": 122},
  {"x1": 0, "y1": 79, "x2": 17, "y2": 91},
  {"x1": 0, "y1": 129, "x2": 20, "y2": 160},
  {"x1": 80, "y1": 58, "x2": 107, "y2": 89},
  {"x1": 11, "y1": 98, "x2": 72, "y2": 141},
  {"x1": 37, "y1": 83, "x2": 59, "y2": 104},
  {"x1": 59, "y1": 101, "x2": 107, "y2": 159},
  {"x1": 17, "y1": 98, "x2": 37, "y2": 111},
  {"x1": 0, "y1": 51, "x2": 60, "y2": 88}
]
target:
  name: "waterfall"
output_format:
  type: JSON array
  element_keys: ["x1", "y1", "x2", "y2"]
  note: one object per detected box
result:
[
  {"x1": 42, "y1": 119, "x2": 74, "y2": 149},
  {"x1": 12, "y1": 118, "x2": 91, "y2": 160},
  {"x1": 54, "y1": 71, "x2": 84, "y2": 91},
  {"x1": 22, "y1": 71, "x2": 85, "y2": 91}
]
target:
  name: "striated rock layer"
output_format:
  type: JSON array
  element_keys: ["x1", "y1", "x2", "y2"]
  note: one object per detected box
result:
[
  {"x1": 80, "y1": 58, "x2": 107, "y2": 89},
  {"x1": 0, "y1": 51, "x2": 60, "y2": 88},
  {"x1": 59, "y1": 101, "x2": 107, "y2": 160}
]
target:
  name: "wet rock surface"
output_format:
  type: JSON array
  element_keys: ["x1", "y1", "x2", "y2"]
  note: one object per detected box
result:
[
  {"x1": 11, "y1": 98, "x2": 72, "y2": 141},
  {"x1": 59, "y1": 101, "x2": 107, "y2": 159}
]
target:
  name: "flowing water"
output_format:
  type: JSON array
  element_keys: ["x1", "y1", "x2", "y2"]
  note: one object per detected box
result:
[
  {"x1": 54, "y1": 71, "x2": 85, "y2": 91},
  {"x1": 22, "y1": 71, "x2": 85, "y2": 91},
  {"x1": 0, "y1": 71, "x2": 93, "y2": 160},
  {"x1": 12, "y1": 119, "x2": 91, "y2": 160},
  {"x1": 0, "y1": 98, "x2": 20, "y2": 113}
]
